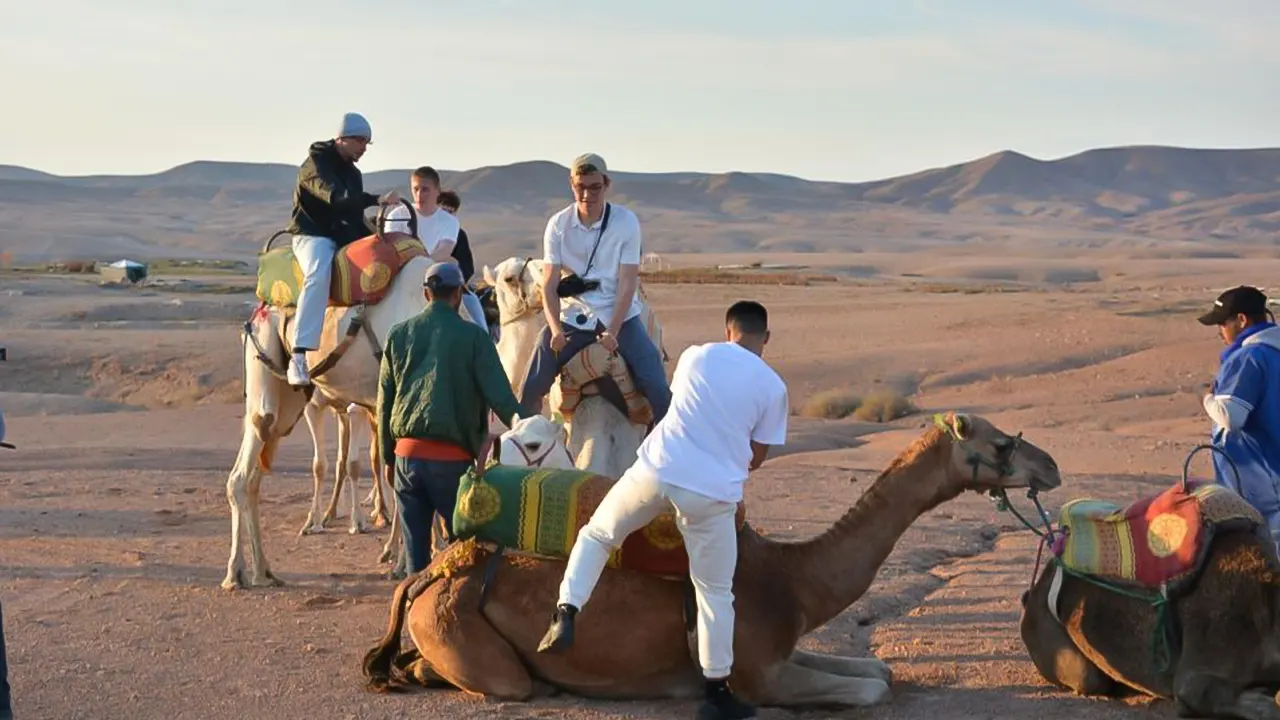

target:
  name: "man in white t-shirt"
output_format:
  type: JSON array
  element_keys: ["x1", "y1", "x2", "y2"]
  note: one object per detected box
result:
[
  {"x1": 518, "y1": 153, "x2": 671, "y2": 422},
  {"x1": 382, "y1": 166, "x2": 487, "y2": 333},
  {"x1": 537, "y1": 300, "x2": 788, "y2": 720}
]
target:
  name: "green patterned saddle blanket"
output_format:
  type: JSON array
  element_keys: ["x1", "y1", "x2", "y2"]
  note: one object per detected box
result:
[{"x1": 452, "y1": 465, "x2": 746, "y2": 578}]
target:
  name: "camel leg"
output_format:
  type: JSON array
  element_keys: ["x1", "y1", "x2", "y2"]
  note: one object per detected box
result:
[
  {"x1": 223, "y1": 416, "x2": 265, "y2": 590},
  {"x1": 1173, "y1": 671, "x2": 1280, "y2": 720},
  {"x1": 340, "y1": 403, "x2": 368, "y2": 535},
  {"x1": 1018, "y1": 570, "x2": 1117, "y2": 696},
  {"x1": 299, "y1": 399, "x2": 330, "y2": 536},
  {"x1": 408, "y1": 583, "x2": 535, "y2": 700},
  {"x1": 759, "y1": 660, "x2": 891, "y2": 708},
  {"x1": 788, "y1": 648, "x2": 892, "y2": 683}
]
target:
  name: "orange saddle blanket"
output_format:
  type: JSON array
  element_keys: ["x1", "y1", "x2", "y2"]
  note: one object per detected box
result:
[
  {"x1": 1055, "y1": 480, "x2": 1263, "y2": 588},
  {"x1": 256, "y1": 234, "x2": 427, "y2": 308}
]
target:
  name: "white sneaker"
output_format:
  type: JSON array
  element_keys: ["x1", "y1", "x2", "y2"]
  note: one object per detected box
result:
[{"x1": 287, "y1": 353, "x2": 312, "y2": 386}]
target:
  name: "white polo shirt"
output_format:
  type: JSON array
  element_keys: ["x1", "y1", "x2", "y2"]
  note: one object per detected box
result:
[
  {"x1": 542, "y1": 202, "x2": 643, "y2": 331},
  {"x1": 383, "y1": 204, "x2": 459, "y2": 256},
  {"x1": 637, "y1": 341, "x2": 790, "y2": 503}
]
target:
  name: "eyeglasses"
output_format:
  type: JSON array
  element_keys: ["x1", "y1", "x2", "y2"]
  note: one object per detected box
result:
[{"x1": 573, "y1": 182, "x2": 605, "y2": 194}]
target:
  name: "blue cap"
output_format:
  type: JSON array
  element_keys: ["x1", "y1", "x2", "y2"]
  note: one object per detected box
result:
[
  {"x1": 424, "y1": 262, "x2": 465, "y2": 290},
  {"x1": 337, "y1": 112, "x2": 372, "y2": 141},
  {"x1": 0, "y1": 407, "x2": 12, "y2": 449}
]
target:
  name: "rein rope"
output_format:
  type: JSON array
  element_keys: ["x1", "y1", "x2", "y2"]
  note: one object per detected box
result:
[{"x1": 930, "y1": 413, "x2": 1180, "y2": 672}]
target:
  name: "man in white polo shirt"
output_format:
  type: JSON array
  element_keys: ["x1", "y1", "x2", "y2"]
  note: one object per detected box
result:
[
  {"x1": 518, "y1": 153, "x2": 671, "y2": 422},
  {"x1": 537, "y1": 300, "x2": 789, "y2": 720},
  {"x1": 383, "y1": 166, "x2": 487, "y2": 333}
]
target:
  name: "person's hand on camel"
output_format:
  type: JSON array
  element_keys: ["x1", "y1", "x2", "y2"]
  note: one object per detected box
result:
[{"x1": 378, "y1": 190, "x2": 401, "y2": 207}]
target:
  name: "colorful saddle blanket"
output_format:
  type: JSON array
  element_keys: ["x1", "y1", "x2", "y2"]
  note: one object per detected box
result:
[
  {"x1": 1055, "y1": 480, "x2": 1263, "y2": 588},
  {"x1": 556, "y1": 284, "x2": 668, "y2": 426},
  {"x1": 256, "y1": 234, "x2": 427, "y2": 308},
  {"x1": 452, "y1": 465, "x2": 747, "y2": 578}
]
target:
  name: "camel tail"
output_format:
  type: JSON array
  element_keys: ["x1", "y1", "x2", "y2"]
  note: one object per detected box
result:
[
  {"x1": 258, "y1": 434, "x2": 280, "y2": 472},
  {"x1": 362, "y1": 572, "x2": 418, "y2": 692}
]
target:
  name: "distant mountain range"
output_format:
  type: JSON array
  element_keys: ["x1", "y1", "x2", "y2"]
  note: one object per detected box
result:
[{"x1": 1, "y1": 145, "x2": 1278, "y2": 263}]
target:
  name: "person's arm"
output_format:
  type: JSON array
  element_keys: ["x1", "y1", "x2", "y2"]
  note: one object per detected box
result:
[
  {"x1": 1204, "y1": 351, "x2": 1266, "y2": 432},
  {"x1": 300, "y1": 157, "x2": 378, "y2": 211},
  {"x1": 749, "y1": 378, "x2": 790, "y2": 471},
  {"x1": 541, "y1": 217, "x2": 563, "y2": 330},
  {"x1": 377, "y1": 331, "x2": 401, "y2": 466},
  {"x1": 604, "y1": 215, "x2": 642, "y2": 336},
  {"x1": 430, "y1": 219, "x2": 458, "y2": 262},
  {"x1": 452, "y1": 227, "x2": 475, "y2": 281},
  {"x1": 473, "y1": 332, "x2": 531, "y2": 426}
]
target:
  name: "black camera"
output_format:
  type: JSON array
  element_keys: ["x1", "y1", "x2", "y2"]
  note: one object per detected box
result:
[{"x1": 556, "y1": 273, "x2": 600, "y2": 298}]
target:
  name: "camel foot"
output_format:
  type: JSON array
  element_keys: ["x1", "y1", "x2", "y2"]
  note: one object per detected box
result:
[
  {"x1": 1174, "y1": 672, "x2": 1279, "y2": 720},
  {"x1": 789, "y1": 649, "x2": 892, "y2": 683},
  {"x1": 299, "y1": 520, "x2": 326, "y2": 536},
  {"x1": 220, "y1": 569, "x2": 244, "y2": 591},
  {"x1": 348, "y1": 519, "x2": 368, "y2": 535},
  {"x1": 386, "y1": 567, "x2": 407, "y2": 581},
  {"x1": 371, "y1": 511, "x2": 390, "y2": 529},
  {"x1": 320, "y1": 510, "x2": 337, "y2": 527}
]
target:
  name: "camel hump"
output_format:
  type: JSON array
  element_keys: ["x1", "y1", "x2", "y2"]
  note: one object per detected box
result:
[
  {"x1": 1056, "y1": 480, "x2": 1264, "y2": 589},
  {"x1": 451, "y1": 464, "x2": 747, "y2": 579},
  {"x1": 255, "y1": 233, "x2": 428, "y2": 309},
  {"x1": 556, "y1": 287, "x2": 667, "y2": 425}
]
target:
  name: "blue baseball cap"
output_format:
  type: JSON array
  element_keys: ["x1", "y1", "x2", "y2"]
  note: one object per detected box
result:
[
  {"x1": 0, "y1": 407, "x2": 12, "y2": 449},
  {"x1": 424, "y1": 262, "x2": 465, "y2": 290}
]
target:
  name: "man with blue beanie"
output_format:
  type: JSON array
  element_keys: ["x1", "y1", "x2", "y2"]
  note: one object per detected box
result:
[
  {"x1": 284, "y1": 112, "x2": 400, "y2": 387},
  {"x1": 1199, "y1": 285, "x2": 1280, "y2": 552}
]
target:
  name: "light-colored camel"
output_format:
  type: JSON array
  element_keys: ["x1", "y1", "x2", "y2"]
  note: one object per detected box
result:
[
  {"x1": 362, "y1": 412, "x2": 1063, "y2": 709},
  {"x1": 482, "y1": 256, "x2": 646, "y2": 479},
  {"x1": 222, "y1": 247, "x2": 434, "y2": 590},
  {"x1": 1019, "y1": 493, "x2": 1280, "y2": 718},
  {"x1": 298, "y1": 392, "x2": 386, "y2": 536}
]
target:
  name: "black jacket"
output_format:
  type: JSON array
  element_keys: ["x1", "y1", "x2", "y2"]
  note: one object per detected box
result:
[
  {"x1": 286, "y1": 140, "x2": 379, "y2": 247},
  {"x1": 452, "y1": 226, "x2": 475, "y2": 281}
]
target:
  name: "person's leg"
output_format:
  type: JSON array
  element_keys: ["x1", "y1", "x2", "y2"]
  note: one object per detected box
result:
[
  {"x1": 518, "y1": 322, "x2": 598, "y2": 416},
  {"x1": 289, "y1": 234, "x2": 336, "y2": 386},
  {"x1": 393, "y1": 457, "x2": 436, "y2": 575},
  {"x1": 421, "y1": 459, "x2": 473, "y2": 552},
  {"x1": 614, "y1": 315, "x2": 672, "y2": 422},
  {"x1": 0, "y1": 596, "x2": 10, "y2": 720},
  {"x1": 661, "y1": 484, "x2": 753, "y2": 719},
  {"x1": 537, "y1": 464, "x2": 670, "y2": 652},
  {"x1": 460, "y1": 289, "x2": 490, "y2": 335}
]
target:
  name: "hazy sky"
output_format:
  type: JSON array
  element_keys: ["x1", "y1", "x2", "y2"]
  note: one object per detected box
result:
[{"x1": 4, "y1": 0, "x2": 1278, "y2": 182}]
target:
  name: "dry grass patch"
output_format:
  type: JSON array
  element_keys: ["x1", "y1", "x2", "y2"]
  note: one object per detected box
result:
[{"x1": 799, "y1": 387, "x2": 918, "y2": 422}]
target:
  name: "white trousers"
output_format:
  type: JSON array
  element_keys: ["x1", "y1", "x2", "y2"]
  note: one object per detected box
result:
[
  {"x1": 291, "y1": 234, "x2": 336, "y2": 351},
  {"x1": 558, "y1": 464, "x2": 739, "y2": 679}
]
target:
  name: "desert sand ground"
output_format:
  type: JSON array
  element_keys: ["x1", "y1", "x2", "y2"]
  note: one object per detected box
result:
[{"x1": 2, "y1": 248, "x2": 1280, "y2": 719}]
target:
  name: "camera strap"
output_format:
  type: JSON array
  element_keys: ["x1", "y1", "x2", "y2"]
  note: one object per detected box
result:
[{"x1": 579, "y1": 203, "x2": 611, "y2": 280}]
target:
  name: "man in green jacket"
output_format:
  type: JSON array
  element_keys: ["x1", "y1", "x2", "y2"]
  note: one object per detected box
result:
[{"x1": 377, "y1": 261, "x2": 532, "y2": 573}]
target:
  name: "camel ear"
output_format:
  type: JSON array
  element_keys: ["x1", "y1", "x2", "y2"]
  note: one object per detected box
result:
[
  {"x1": 483, "y1": 265, "x2": 496, "y2": 286},
  {"x1": 950, "y1": 413, "x2": 971, "y2": 440}
]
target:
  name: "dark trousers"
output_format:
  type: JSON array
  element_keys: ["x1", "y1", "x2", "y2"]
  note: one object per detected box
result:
[
  {"x1": 394, "y1": 456, "x2": 472, "y2": 575},
  {"x1": 0, "y1": 597, "x2": 10, "y2": 718},
  {"x1": 518, "y1": 315, "x2": 671, "y2": 421}
]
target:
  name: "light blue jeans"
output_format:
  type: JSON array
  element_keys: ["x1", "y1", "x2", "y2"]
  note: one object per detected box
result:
[{"x1": 291, "y1": 234, "x2": 335, "y2": 351}]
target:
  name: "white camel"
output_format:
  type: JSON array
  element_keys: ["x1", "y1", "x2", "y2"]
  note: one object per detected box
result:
[
  {"x1": 223, "y1": 244, "x2": 435, "y2": 590},
  {"x1": 481, "y1": 256, "x2": 655, "y2": 480}
]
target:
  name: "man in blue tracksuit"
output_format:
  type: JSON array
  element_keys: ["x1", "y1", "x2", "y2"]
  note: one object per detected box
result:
[{"x1": 1199, "y1": 285, "x2": 1280, "y2": 553}]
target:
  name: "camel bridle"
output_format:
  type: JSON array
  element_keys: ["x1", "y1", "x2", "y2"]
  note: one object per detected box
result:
[{"x1": 499, "y1": 257, "x2": 544, "y2": 327}]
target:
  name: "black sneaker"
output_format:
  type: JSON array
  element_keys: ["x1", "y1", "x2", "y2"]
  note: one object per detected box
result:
[
  {"x1": 697, "y1": 679, "x2": 756, "y2": 720},
  {"x1": 536, "y1": 603, "x2": 578, "y2": 653}
]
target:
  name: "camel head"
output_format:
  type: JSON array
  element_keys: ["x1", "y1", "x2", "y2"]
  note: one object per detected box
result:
[
  {"x1": 932, "y1": 412, "x2": 1061, "y2": 495},
  {"x1": 495, "y1": 412, "x2": 576, "y2": 470},
  {"x1": 482, "y1": 256, "x2": 546, "y2": 325}
]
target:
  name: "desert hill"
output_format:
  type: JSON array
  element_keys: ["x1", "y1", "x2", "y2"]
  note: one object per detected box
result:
[{"x1": 1, "y1": 144, "x2": 1278, "y2": 263}]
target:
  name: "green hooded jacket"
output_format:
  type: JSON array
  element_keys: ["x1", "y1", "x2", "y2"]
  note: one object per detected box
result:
[{"x1": 377, "y1": 299, "x2": 528, "y2": 462}]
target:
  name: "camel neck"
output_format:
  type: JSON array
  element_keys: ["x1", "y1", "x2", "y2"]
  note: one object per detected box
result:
[{"x1": 784, "y1": 429, "x2": 962, "y2": 633}]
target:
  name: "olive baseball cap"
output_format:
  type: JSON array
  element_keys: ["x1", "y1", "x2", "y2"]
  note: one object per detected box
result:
[{"x1": 570, "y1": 153, "x2": 607, "y2": 176}]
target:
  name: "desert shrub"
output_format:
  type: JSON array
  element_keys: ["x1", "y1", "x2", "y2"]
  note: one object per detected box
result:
[
  {"x1": 852, "y1": 390, "x2": 918, "y2": 422},
  {"x1": 799, "y1": 388, "x2": 862, "y2": 419}
]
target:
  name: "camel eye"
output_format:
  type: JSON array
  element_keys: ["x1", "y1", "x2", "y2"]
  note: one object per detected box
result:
[{"x1": 524, "y1": 442, "x2": 542, "y2": 453}]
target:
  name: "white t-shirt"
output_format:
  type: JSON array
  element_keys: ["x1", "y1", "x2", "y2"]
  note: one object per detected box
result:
[
  {"x1": 542, "y1": 202, "x2": 643, "y2": 331},
  {"x1": 637, "y1": 341, "x2": 790, "y2": 503},
  {"x1": 383, "y1": 204, "x2": 459, "y2": 256}
]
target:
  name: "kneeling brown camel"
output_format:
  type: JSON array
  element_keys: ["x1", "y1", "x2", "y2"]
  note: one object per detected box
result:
[
  {"x1": 363, "y1": 412, "x2": 1062, "y2": 710},
  {"x1": 1019, "y1": 459, "x2": 1280, "y2": 720}
]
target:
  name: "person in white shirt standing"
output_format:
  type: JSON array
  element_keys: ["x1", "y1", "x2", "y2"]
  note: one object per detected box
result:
[
  {"x1": 537, "y1": 300, "x2": 788, "y2": 720},
  {"x1": 383, "y1": 166, "x2": 487, "y2": 333},
  {"x1": 518, "y1": 153, "x2": 671, "y2": 422}
]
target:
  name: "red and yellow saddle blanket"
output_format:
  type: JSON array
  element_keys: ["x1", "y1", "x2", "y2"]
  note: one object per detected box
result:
[
  {"x1": 1054, "y1": 480, "x2": 1263, "y2": 588},
  {"x1": 556, "y1": 284, "x2": 668, "y2": 426},
  {"x1": 255, "y1": 234, "x2": 427, "y2": 308},
  {"x1": 451, "y1": 465, "x2": 747, "y2": 578}
]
